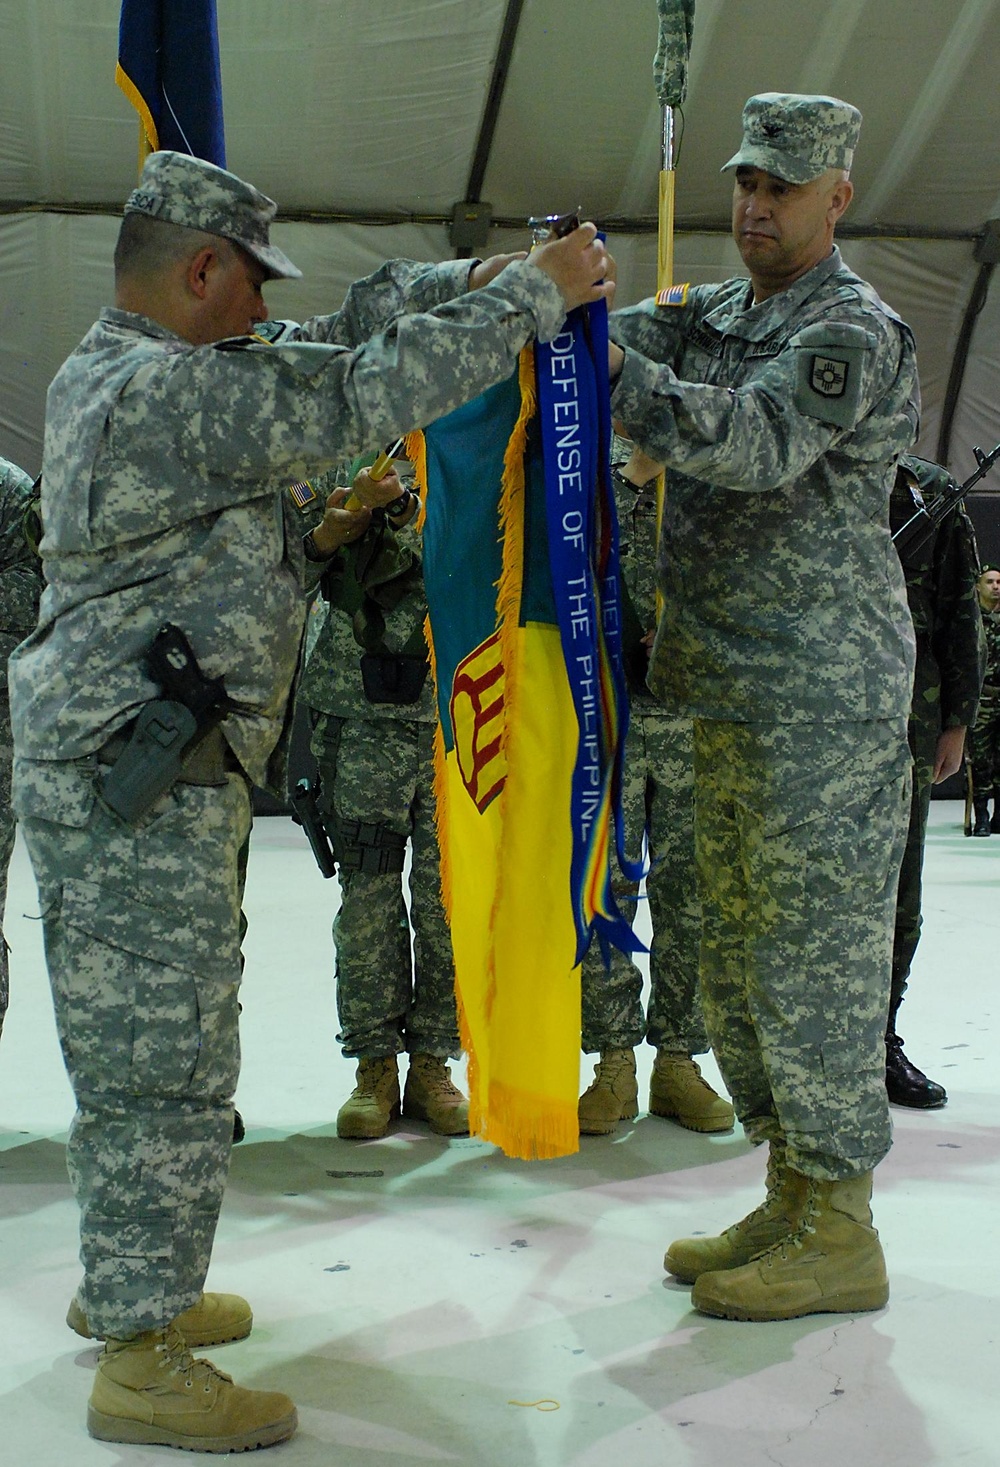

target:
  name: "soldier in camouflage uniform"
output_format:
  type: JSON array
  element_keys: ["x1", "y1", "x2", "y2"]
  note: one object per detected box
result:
[
  {"x1": 294, "y1": 462, "x2": 467, "y2": 1140},
  {"x1": 968, "y1": 565, "x2": 1000, "y2": 834},
  {"x1": 608, "y1": 94, "x2": 918, "y2": 1321},
  {"x1": 887, "y1": 457, "x2": 984, "y2": 1106},
  {"x1": 0, "y1": 456, "x2": 43, "y2": 1042},
  {"x1": 7, "y1": 150, "x2": 612, "y2": 1451},
  {"x1": 577, "y1": 440, "x2": 733, "y2": 1136}
]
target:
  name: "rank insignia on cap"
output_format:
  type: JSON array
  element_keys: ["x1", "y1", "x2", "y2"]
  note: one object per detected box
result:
[
  {"x1": 655, "y1": 282, "x2": 690, "y2": 307},
  {"x1": 810, "y1": 355, "x2": 848, "y2": 397},
  {"x1": 287, "y1": 479, "x2": 317, "y2": 508}
]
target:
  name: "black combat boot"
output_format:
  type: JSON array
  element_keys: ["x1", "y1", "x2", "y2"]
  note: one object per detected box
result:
[
  {"x1": 991, "y1": 790, "x2": 1000, "y2": 832},
  {"x1": 885, "y1": 1031, "x2": 947, "y2": 1108},
  {"x1": 972, "y1": 797, "x2": 992, "y2": 836}
]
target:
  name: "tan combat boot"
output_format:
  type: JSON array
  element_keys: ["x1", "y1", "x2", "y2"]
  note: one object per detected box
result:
[
  {"x1": 336, "y1": 1055, "x2": 400, "y2": 1138},
  {"x1": 578, "y1": 1048, "x2": 638, "y2": 1135},
  {"x1": 690, "y1": 1170, "x2": 889, "y2": 1321},
  {"x1": 67, "y1": 1290, "x2": 253, "y2": 1349},
  {"x1": 402, "y1": 1053, "x2": 469, "y2": 1135},
  {"x1": 665, "y1": 1143, "x2": 808, "y2": 1282},
  {"x1": 88, "y1": 1328, "x2": 297, "y2": 1451},
  {"x1": 648, "y1": 1051, "x2": 735, "y2": 1133}
]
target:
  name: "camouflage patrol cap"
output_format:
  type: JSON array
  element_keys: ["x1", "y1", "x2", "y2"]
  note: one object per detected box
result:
[
  {"x1": 123, "y1": 150, "x2": 302, "y2": 280},
  {"x1": 722, "y1": 93, "x2": 862, "y2": 185}
]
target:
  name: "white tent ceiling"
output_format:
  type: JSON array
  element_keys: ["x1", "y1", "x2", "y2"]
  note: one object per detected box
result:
[{"x1": 3, "y1": 0, "x2": 1000, "y2": 487}]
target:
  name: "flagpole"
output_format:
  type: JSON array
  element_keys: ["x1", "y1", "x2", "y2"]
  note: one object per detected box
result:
[
  {"x1": 651, "y1": 0, "x2": 695, "y2": 613},
  {"x1": 657, "y1": 105, "x2": 675, "y2": 295}
]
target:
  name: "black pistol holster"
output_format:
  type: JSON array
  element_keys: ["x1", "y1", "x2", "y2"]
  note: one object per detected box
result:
[
  {"x1": 100, "y1": 624, "x2": 234, "y2": 824},
  {"x1": 290, "y1": 776, "x2": 338, "y2": 878},
  {"x1": 292, "y1": 772, "x2": 407, "y2": 878}
]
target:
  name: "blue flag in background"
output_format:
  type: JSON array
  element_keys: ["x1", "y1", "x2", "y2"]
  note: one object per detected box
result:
[{"x1": 117, "y1": 0, "x2": 226, "y2": 165}]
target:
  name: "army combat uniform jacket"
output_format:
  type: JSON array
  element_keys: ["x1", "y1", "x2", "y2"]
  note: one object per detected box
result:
[
  {"x1": 610, "y1": 246, "x2": 918, "y2": 724},
  {"x1": 10, "y1": 256, "x2": 567, "y2": 793}
]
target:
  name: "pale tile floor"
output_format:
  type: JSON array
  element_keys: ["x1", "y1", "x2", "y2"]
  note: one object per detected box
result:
[{"x1": 0, "y1": 802, "x2": 996, "y2": 1467}]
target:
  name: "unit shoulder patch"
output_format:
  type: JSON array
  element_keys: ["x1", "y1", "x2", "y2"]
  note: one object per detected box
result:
[{"x1": 791, "y1": 321, "x2": 875, "y2": 429}]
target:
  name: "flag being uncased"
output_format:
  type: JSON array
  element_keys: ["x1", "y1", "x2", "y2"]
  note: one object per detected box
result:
[
  {"x1": 116, "y1": 0, "x2": 226, "y2": 166},
  {"x1": 409, "y1": 301, "x2": 643, "y2": 1161}
]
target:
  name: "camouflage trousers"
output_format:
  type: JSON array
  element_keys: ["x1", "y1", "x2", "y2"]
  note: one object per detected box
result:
[
  {"x1": 693, "y1": 718, "x2": 911, "y2": 1180},
  {"x1": 967, "y1": 686, "x2": 1000, "y2": 797},
  {"x1": 14, "y1": 754, "x2": 250, "y2": 1339},
  {"x1": 891, "y1": 661, "x2": 941, "y2": 1018},
  {"x1": 580, "y1": 710, "x2": 707, "y2": 1055},
  {"x1": 310, "y1": 712, "x2": 459, "y2": 1060}
]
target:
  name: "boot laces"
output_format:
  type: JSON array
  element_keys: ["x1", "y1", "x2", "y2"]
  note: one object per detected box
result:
[
  {"x1": 154, "y1": 1329, "x2": 232, "y2": 1393},
  {"x1": 761, "y1": 1183, "x2": 819, "y2": 1266},
  {"x1": 596, "y1": 1052, "x2": 633, "y2": 1084},
  {"x1": 725, "y1": 1149, "x2": 786, "y2": 1241},
  {"x1": 412, "y1": 1056, "x2": 461, "y2": 1098},
  {"x1": 355, "y1": 1056, "x2": 397, "y2": 1096}
]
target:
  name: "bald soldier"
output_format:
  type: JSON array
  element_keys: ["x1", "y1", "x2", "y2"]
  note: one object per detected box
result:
[
  {"x1": 9, "y1": 151, "x2": 612, "y2": 1452},
  {"x1": 609, "y1": 95, "x2": 918, "y2": 1321}
]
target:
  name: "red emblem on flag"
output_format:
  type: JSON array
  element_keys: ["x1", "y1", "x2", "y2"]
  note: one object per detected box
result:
[{"x1": 449, "y1": 632, "x2": 507, "y2": 812}]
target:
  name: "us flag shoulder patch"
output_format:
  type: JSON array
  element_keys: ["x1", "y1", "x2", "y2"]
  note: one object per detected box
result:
[
  {"x1": 287, "y1": 479, "x2": 317, "y2": 508},
  {"x1": 655, "y1": 282, "x2": 690, "y2": 307}
]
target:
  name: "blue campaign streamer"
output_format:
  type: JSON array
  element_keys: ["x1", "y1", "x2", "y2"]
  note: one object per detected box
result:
[
  {"x1": 534, "y1": 301, "x2": 646, "y2": 962},
  {"x1": 585, "y1": 302, "x2": 648, "y2": 912}
]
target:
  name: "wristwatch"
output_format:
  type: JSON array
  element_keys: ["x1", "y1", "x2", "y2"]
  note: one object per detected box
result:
[
  {"x1": 384, "y1": 488, "x2": 415, "y2": 519},
  {"x1": 611, "y1": 464, "x2": 643, "y2": 493}
]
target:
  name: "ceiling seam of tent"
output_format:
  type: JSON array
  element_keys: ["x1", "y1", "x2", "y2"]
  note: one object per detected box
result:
[
  {"x1": 456, "y1": 0, "x2": 526, "y2": 257},
  {"x1": 0, "y1": 201, "x2": 983, "y2": 245}
]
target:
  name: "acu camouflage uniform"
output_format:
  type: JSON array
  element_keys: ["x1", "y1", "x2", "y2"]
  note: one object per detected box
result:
[
  {"x1": 9, "y1": 243, "x2": 569, "y2": 1337},
  {"x1": 890, "y1": 457, "x2": 983, "y2": 1015},
  {"x1": 610, "y1": 244, "x2": 919, "y2": 1180},
  {"x1": 295, "y1": 473, "x2": 458, "y2": 1061},
  {"x1": 0, "y1": 457, "x2": 43, "y2": 1038},
  {"x1": 968, "y1": 604, "x2": 1000, "y2": 800},
  {"x1": 579, "y1": 450, "x2": 706, "y2": 1056}
]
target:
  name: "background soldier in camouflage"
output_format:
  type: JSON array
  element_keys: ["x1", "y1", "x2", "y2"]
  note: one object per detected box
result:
[
  {"x1": 968, "y1": 565, "x2": 1000, "y2": 834},
  {"x1": 294, "y1": 461, "x2": 467, "y2": 1140},
  {"x1": 608, "y1": 94, "x2": 918, "y2": 1322},
  {"x1": 578, "y1": 439, "x2": 733, "y2": 1136},
  {"x1": 887, "y1": 456, "x2": 984, "y2": 1106},
  {"x1": 8, "y1": 150, "x2": 613, "y2": 1451},
  {"x1": 0, "y1": 457, "x2": 43, "y2": 1042}
]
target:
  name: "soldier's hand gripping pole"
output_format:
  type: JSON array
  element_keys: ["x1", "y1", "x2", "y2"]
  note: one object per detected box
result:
[{"x1": 344, "y1": 438, "x2": 405, "y2": 512}]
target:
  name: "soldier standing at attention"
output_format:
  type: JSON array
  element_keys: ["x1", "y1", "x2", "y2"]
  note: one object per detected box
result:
[
  {"x1": 608, "y1": 94, "x2": 919, "y2": 1321},
  {"x1": 7, "y1": 149, "x2": 612, "y2": 1452},
  {"x1": 577, "y1": 439, "x2": 733, "y2": 1137},
  {"x1": 0, "y1": 456, "x2": 42, "y2": 1045},
  {"x1": 886, "y1": 456, "x2": 984, "y2": 1106},
  {"x1": 295, "y1": 460, "x2": 468, "y2": 1139},
  {"x1": 968, "y1": 564, "x2": 1000, "y2": 834}
]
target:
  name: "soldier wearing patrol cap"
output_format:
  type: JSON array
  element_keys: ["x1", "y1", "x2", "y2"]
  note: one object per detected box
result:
[
  {"x1": 608, "y1": 94, "x2": 919, "y2": 1322},
  {"x1": 8, "y1": 148, "x2": 613, "y2": 1451}
]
